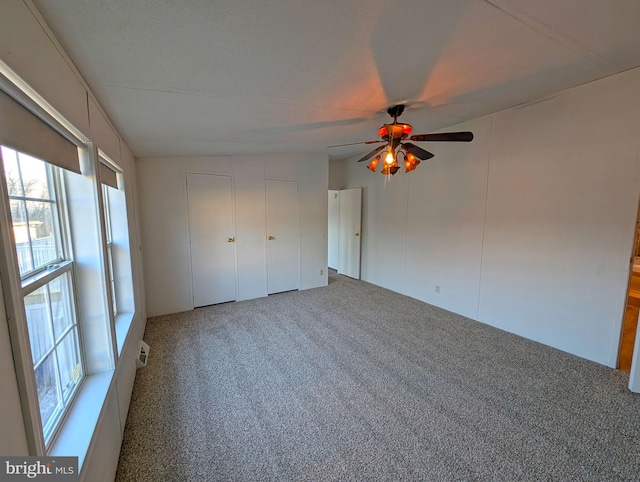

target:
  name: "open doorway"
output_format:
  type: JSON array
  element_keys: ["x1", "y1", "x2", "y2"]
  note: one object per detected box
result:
[
  {"x1": 327, "y1": 188, "x2": 362, "y2": 279},
  {"x1": 619, "y1": 219, "x2": 640, "y2": 372},
  {"x1": 328, "y1": 190, "x2": 340, "y2": 273}
]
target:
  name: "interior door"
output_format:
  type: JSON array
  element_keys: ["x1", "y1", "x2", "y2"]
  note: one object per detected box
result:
[
  {"x1": 338, "y1": 187, "x2": 362, "y2": 279},
  {"x1": 186, "y1": 173, "x2": 236, "y2": 307},
  {"x1": 266, "y1": 180, "x2": 300, "y2": 294}
]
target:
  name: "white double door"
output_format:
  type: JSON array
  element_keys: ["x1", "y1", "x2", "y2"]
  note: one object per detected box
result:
[
  {"x1": 187, "y1": 174, "x2": 300, "y2": 306},
  {"x1": 266, "y1": 180, "x2": 300, "y2": 294},
  {"x1": 187, "y1": 173, "x2": 237, "y2": 307}
]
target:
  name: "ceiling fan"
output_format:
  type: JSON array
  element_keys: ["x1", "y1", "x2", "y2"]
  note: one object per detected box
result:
[{"x1": 328, "y1": 104, "x2": 473, "y2": 175}]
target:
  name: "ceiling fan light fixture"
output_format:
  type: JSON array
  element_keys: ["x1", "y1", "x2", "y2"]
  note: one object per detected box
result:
[
  {"x1": 384, "y1": 149, "x2": 396, "y2": 165},
  {"x1": 328, "y1": 104, "x2": 473, "y2": 176},
  {"x1": 381, "y1": 156, "x2": 399, "y2": 175},
  {"x1": 380, "y1": 164, "x2": 400, "y2": 176},
  {"x1": 405, "y1": 158, "x2": 420, "y2": 173},
  {"x1": 367, "y1": 155, "x2": 380, "y2": 172}
]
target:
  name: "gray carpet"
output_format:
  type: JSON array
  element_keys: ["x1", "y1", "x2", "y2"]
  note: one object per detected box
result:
[{"x1": 116, "y1": 275, "x2": 640, "y2": 481}]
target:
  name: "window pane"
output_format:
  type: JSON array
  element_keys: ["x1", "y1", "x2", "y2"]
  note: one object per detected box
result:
[
  {"x1": 107, "y1": 245, "x2": 116, "y2": 314},
  {"x1": 49, "y1": 272, "x2": 75, "y2": 340},
  {"x1": 102, "y1": 185, "x2": 112, "y2": 243},
  {"x1": 57, "y1": 331, "x2": 82, "y2": 403},
  {"x1": 10, "y1": 199, "x2": 33, "y2": 274},
  {"x1": 25, "y1": 200, "x2": 59, "y2": 269},
  {"x1": 2, "y1": 146, "x2": 23, "y2": 197},
  {"x1": 35, "y1": 354, "x2": 62, "y2": 432},
  {"x1": 17, "y1": 152, "x2": 50, "y2": 199},
  {"x1": 24, "y1": 285, "x2": 54, "y2": 365}
]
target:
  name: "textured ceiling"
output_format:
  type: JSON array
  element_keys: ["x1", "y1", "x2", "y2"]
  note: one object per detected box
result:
[{"x1": 32, "y1": 0, "x2": 640, "y2": 160}]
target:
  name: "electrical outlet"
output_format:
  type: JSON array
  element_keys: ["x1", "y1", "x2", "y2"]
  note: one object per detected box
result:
[
  {"x1": 320, "y1": 269, "x2": 324, "y2": 275},
  {"x1": 435, "y1": 285, "x2": 441, "y2": 293}
]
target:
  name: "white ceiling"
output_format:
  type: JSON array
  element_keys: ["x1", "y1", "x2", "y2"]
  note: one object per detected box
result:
[{"x1": 32, "y1": 0, "x2": 640, "y2": 160}]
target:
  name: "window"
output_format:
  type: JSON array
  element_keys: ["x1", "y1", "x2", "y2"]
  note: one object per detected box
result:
[
  {"x1": 98, "y1": 155, "x2": 135, "y2": 356},
  {"x1": 102, "y1": 183, "x2": 116, "y2": 315},
  {"x1": 2, "y1": 145, "x2": 84, "y2": 446},
  {"x1": 3, "y1": 147, "x2": 62, "y2": 276}
]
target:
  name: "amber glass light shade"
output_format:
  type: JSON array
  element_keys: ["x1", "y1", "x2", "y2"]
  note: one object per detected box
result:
[
  {"x1": 381, "y1": 163, "x2": 400, "y2": 175},
  {"x1": 384, "y1": 150, "x2": 395, "y2": 165},
  {"x1": 402, "y1": 152, "x2": 420, "y2": 172},
  {"x1": 367, "y1": 155, "x2": 380, "y2": 172},
  {"x1": 405, "y1": 157, "x2": 421, "y2": 173},
  {"x1": 404, "y1": 159, "x2": 412, "y2": 172}
]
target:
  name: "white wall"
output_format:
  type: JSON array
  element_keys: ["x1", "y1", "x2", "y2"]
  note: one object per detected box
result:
[
  {"x1": 300, "y1": 156, "x2": 329, "y2": 289},
  {"x1": 340, "y1": 67, "x2": 640, "y2": 369},
  {"x1": 0, "y1": 0, "x2": 147, "y2": 477},
  {"x1": 0, "y1": 277, "x2": 29, "y2": 455},
  {"x1": 328, "y1": 159, "x2": 346, "y2": 190},
  {"x1": 138, "y1": 153, "x2": 328, "y2": 317},
  {"x1": 479, "y1": 71, "x2": 640, "y2": 367},
  {"x1": 136, "y1": 158, "x2": 192, "y2": 316},
  {"x1": 405, "y1": 116, "x2": 492, "y2": 319}
]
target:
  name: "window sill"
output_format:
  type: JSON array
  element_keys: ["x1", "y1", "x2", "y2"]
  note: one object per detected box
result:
[
  {"x1": 115, "y1": 311, "x2": 135, "y2": 356},
  {"x1": 48, "y1": 370, "x2": 113, "y2": 469}
]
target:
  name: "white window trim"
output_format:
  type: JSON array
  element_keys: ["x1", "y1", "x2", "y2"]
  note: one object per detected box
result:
[
  {"x1": 0, "y1": 65, "x2": 87, "y2": 148},
  {"x1": 98, "y1": 150, "x2": 135, "y2": 356},
  {"x1": 0, "y1": 85, "x2": 113, "y2": 456},
  {"x1": 1, "y1": 156, "x2": 87, "y2": 451},
  {"x1": 48, "y1": 370, "x2": 113, "y2": 468},
  {"x1": 0, "y1": 62, "x2": 140, "y2": 471}
]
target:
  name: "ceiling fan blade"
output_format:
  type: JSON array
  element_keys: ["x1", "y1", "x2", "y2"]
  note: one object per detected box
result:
[
  {"x1": 356, "y1": 144, "x2": 387, "y2": 163},
  {"x1": 402, "y1": 143, "x2": 434, "y2": 160},
  {"x1": 328, "y1": 140, "x2": 385, "y2": 148},
  {"x1": 409, "y1": 131, "x2": 474, "y2": 142}
]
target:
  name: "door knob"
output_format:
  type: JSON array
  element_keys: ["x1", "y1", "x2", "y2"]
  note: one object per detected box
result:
[
  {"x1": 227, "y1": 237, "x2": 235, "y2": 243},
  {"x1": 355, "y1": 232, "x2": 360, "y2": 237},
  {"x1": 268, "y1": 235, "x2": 275, "y2": 240}
]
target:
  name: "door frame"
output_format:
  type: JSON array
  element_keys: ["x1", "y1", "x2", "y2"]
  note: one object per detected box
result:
[
  {"x1": 338, "y1": 187, "x2": 362, "y2": 280},
  {"x1": 624, "y1": 194, "x2": 640, "y2": 392},
  {"x1": 328, "y1": 190, "x2": 340, "y2": 270},
  {"x1": 264, "y1": 178, "x2": 301, "y2": 294},
  {"x1": 185, "y1": 171, "x2": 239, "y2": 307}
]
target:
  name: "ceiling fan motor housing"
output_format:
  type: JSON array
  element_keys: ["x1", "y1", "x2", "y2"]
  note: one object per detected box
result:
[{"x1": 387, "y1": 104, "x2": 405, "y2": 118}]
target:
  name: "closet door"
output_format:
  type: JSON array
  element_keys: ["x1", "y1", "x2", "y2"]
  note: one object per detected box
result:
[
  {"x1": 266, "y1": 180, "x2": 300, "y2": 294},
  {"x1": 186, "y1": 173, "x2": 236, "y2": 307}
]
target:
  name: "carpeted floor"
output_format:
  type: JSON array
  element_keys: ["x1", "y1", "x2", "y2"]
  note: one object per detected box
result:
[{"x1": 116, "y1": 275, "x2": 640, "y2": 481}]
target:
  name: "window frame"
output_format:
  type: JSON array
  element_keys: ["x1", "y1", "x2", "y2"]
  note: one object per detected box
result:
[
  {"x1": 0, "y1": 144, "x2": 88, "y2": 454},
  {"x1": 23, "y1": 263, "x2": 84, "y2": 445},
  {"x1": 3, "y1": 149, "x2": 66, "y2": 280},
  {"x1": 0, "y1": 75, "x2": 130, "y2": 464},
  {"x1": 97, "y1": 152, "x2": 136, "y2": 357},
  {"x1": 102, "y1": 182, "x2": 117, "y2": 316},
  {"x1": 1, "y1": 150, "x2": 86, "y2": 448}
]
